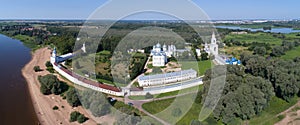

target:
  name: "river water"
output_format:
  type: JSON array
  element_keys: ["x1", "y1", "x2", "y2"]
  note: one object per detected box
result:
[
  {"x1": 0, "y1": 34, "x2": 38, "y2": 125},
  {"x1": 216, "y1": 26, "x2": 300, "y2": 34}
]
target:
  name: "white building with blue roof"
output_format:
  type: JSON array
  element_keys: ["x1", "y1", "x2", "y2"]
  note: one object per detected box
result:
[
  {"x1": 138, "y1": 69, "x2": 197, "y2": 87},
  {"x1": 225, "y1": 57, "x2": 241, "y2": 65}
]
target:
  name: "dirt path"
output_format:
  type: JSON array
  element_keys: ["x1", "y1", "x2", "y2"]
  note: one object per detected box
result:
[
  {"x1": 275, "y1": 100, "x2": 300, "y2": 125},
  {"x1": 22, "y1": 47, "x2": 96, "y2": 125}
]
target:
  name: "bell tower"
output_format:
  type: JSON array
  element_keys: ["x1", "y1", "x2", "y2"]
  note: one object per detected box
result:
[
  {"x1": 210, "y1": 32, "x2": 218, "y2": 56},
  {"x1": 50, "y1": 48, "x2": 57, "y2": 63}
]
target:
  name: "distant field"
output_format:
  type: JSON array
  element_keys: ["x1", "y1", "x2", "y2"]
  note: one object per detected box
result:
[
  {"x1": 284, "y1": 33, "x2": 300, "y2": 40},
  {"x1": 222, "y1": 46, "x2": 249, "y2": 58},
  {"x1": 281, "y1": 46, "x2": 300, "y2": 60},
  {"x1": 215, "y1": 23, "x2": 283, "y2": 29},
  {"x1": 224, "y1": 32, "x2": 282, "y2": 45}
]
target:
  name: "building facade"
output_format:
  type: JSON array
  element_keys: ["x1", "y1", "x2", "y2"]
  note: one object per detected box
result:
[
  {"x1": 151, "y1": 43, "x2": 168, "y2": 67},
  {"x1": 138, "y1": 69, "x2": 197, "y2": 87}
]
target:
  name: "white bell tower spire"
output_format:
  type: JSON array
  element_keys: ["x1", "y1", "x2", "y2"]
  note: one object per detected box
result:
[{"x1": 50, "y1": 47, "x2": 57, "y2": 63}]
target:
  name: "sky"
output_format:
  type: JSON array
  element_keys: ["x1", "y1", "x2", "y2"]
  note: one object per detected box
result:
[{"x1": 0, "y1": 0, "x2": 299, "y2": 20}]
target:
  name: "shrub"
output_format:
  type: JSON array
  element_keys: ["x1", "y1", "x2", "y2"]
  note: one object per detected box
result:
[
  {"x1": 145, "y1": 92, "x2": 153, "y2": 99},
  {"x1": 77, "y1": 114, "x2": 88, "y2": 123},
  {"x1": 33, "y1": 66, "x2": 41, "y2": 72},
  {"x1": 52, "y1": 106, "x2": 59, "y2": 110},
  {"x1": 69, "y1": 111, "x2": 88, "y2": 123},
  {"x1": 69, "y1": 111, "x2": 80, "y2": 122},
  {"x1": 45, "y1": 61, "x2": 52, "y2": 67}
]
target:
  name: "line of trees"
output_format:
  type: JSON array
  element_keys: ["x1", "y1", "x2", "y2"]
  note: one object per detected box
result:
[
  {"x1": 202, "y1": 52, "x2": 300, "y2": 124},
  {"x1": 202, "y1": 65, "x2": 274, "y2": 124},
  {"x1": 241, "y1": 53, "x2": 300, "y2": 101}
]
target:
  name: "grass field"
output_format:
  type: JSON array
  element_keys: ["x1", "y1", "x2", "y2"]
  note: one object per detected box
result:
[
  {"x1": 128, "y1": 85, "x2": 202, "y2": 100},
  {"x1": 222, "y1": 46, "x2": 249, "y2": 58},
  {"x1": 283, "y1": 33, "x2": 300, "y2": 40},
  {"x1": 12, "y1": 34, "x2": 40, "y2": 50},
  {"x1": 181, "y1": 60, "x2": 212, "y2": 76},
  {"x1": 142, "y1": 98, "x2": 175, "y2": 114},
  {"x1": 224, "y1": 32, "x2": 282, "y2": 45},
  {"x1": 113, "y1": 101, "x2": 146, "y2": 116},
  {"x1": 248, "y1": 96, "x2": 298, "y2": 125},
  {"x1": 281, "y1": 46, "x2": 300, "y2": 60}
]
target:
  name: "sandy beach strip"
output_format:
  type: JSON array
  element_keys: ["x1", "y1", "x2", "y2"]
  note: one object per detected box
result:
[{"x1": 22, "y1": 47, "x2": 96, "y2": 125}]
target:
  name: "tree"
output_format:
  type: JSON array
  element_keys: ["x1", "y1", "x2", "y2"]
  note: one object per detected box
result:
[
  {"x1": 51, "y1": 81, "x2": 69, "y2": 95},
  {"x1": 245, "y1": 55, "x2": 268, "y2": 78},
  {"x1": 78, "y1": 90, "x2": 111, "y2": 117},
  {"x1": 45, "y1": 61, "x2": 52, "y2": 67},
  {"x1": 202, "y1": 65, "x2": 274, "y2": 124},
  {"x1": 201, "y1": 52, "x2": 209, "y2": 61},
  {"x1": 253, "y1": 46, "x2": 266, "y2": 56},
  {"x1": 271, "y1": 46, "x2": 285, "y2": 57},
  {"x1": 66, "y1": 88, "x2": 81, "y2": 107},
  {"x1": 52, "y1": 106, "x2": 59, "y2": 110},
  {"x1": 38, "y1": 74, "x2": 60, "y2": 95},
  {"x1": 33, "y1": 66, "x2": 41, "y2": 72},
  {"x1": 69, "y1": 111, "x2": 80, "y2": 122},
  {"x1": 38, "y1": 74, "x2": 68, "y2": 95},
  {"x1": 77, "y1": 114, "x2": 88, "y2": 123},
  {"x1": 145, "y1": 92, "x2": 153, "y2": 99}
]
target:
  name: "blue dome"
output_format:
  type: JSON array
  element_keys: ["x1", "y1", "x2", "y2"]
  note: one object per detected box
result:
[{"x1": 231, "y1": 57, "x2": 237, "y2": 62}]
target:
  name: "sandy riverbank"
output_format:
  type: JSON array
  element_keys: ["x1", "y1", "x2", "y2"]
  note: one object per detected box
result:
[{"x1": 22, "y1": 47, "x2": 97, "y2": 125}]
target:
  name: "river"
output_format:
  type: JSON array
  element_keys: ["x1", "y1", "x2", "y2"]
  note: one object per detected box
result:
[
  {"x1": 0, "y1": 34, "x2": 38, "y2": 125},
  {"x1": 216, "y1": 26, "x2": 300, "y2": 34}
]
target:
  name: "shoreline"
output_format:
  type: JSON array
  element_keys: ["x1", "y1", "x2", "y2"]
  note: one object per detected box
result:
[{"x1": 21, "y1": 47, "x2": 96, "y2": 125}]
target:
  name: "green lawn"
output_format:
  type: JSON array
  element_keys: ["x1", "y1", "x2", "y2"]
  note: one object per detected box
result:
[
  {"x1": 181, "y1": 60, "x2": 212, "y2": 76},
  {"x1": 176, "y1": 102, "x2": 203, "y2": 125},
  {"x1": 113, "y1": 101, "x2": 145, "y2": 116},
  {"x1": 249, "y1": 96, "x2": 298, "y2": 125},
  {"x1": 224, "y1": 32, "x2": 282, "y2": 45},
  {"x1": 128, "y1": 95, "x2": 147, "y2": 100},
  {"x1": 129, "y1": 85, "x2": 202, "y2": 100},
  {"x1": 142, "y1": 98, "x2": 175, "y2": 114},
  {"x1": 281, "y1": 46, "x2": 300, "y2": 60}
]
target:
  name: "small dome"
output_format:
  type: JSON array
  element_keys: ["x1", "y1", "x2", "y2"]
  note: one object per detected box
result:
[
  {"x1": 156, "y1": 43, "x2": 161, "y2": 48},
  {"x1": 163, "y1": 44, "x2": 167, "y2": 48}
]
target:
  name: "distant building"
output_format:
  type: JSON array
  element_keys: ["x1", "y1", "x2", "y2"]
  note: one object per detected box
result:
[
  {"x1": 138, "y1": 69, "x2": 197, "y2": 87},
  {"x1": 231, "y1": 31, "x2": 248, "y2": 35},
  {"x1": 127, "y1": 49, "x2": 145, "y2": 53}
]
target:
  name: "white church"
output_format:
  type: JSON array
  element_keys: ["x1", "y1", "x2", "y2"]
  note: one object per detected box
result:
[
  {"x1": 150, "y1": 43, "x2": 177, "y2": 67},
  {"x1": 150, "y1": 32, "x2": 219, "y2": 67}
]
